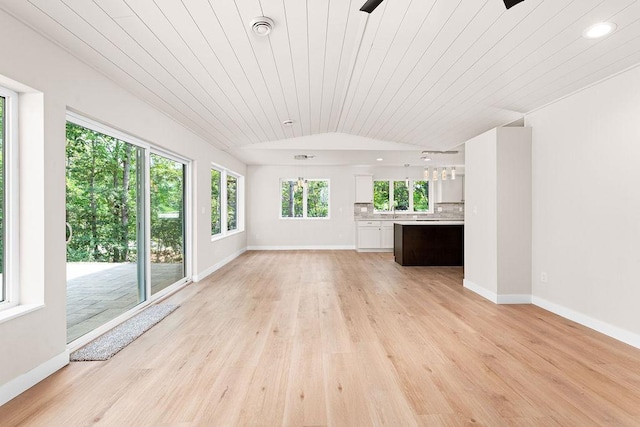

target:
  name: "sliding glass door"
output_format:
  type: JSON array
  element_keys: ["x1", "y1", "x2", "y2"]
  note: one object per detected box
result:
[
  {"x1": 65, "y1": 117, "x2": 190, "y2": 344},
  {"x1": 65, "y1": 122, "x2": 146, "y2": 343},
  {"x1": 150, "y1": 153, "x2": 186, "y2": 295}
]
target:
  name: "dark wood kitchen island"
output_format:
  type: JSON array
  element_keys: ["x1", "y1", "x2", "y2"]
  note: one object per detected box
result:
[{"x1": 393, "y1": 221, "x2": 464, "y2": 266}]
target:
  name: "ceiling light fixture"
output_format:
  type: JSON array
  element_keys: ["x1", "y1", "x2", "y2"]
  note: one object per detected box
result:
[
  {"x1": 583, "y1": 22, "x2": 616, "y2": 39},
  {"x1": 420, "y1": 156, "x2": 432, "y2": 161},
  {"x1": 433, "y1": 168, "x2": 438, "y2": 182},
  {"x1": 423, "y1": 167, "x2": 429, "y2": 180},
  {"x1": 376, "y1": 158, "x2": 383, "y2": 162},
  {"x1": 250, "y1": 17, "x2": 274, "y2": 36},
  {"x1": 451, "y1": 167, "x2": 456, "y2": 180},
  {"x1": 421, "y1": 150, "x2": 459, "y2": 155}
]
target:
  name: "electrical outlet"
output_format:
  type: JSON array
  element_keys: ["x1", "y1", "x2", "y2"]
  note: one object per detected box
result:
[{"x1": 541, "y1": 272, "x2": 548, "y2": 283}]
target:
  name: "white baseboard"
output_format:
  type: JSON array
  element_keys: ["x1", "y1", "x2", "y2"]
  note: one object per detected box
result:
[
  {"x1": 463, "y1": 280, "x2": 531, "y2": 305},
  {"x1": 246, "y1": 245, "x2": 356, "y2": 251},
  {"x1": 532, "y1": 296, "x2": 640, "y2": 350},
  {"x1": 356, "y1": 248, "x2": 393, "y2": 253},
  {"x1": 496, "y1": 294, "x2": 532, "y2": 304},
  {"x1": 193, "y1": 248, "x2": 247, "y2": 282},
  {"x1": 0, "y1": 350, "x2": 69, "y2": 406},
  {"x1": 463, "y1": 279, "x2": 498, "y2": 303}
]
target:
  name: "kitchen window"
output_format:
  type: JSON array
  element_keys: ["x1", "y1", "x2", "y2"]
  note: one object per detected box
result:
[
  {"x1": 280, "y1": 179, "x2": 329, "y2": 219},
  {"x1": 374, "y1": 180, "x2": 430, "y2": 213}
]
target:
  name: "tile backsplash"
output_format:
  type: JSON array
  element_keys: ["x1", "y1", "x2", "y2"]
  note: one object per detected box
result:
[{"x1": 354, "y1": 202, "x2": 464, "y2": 220}]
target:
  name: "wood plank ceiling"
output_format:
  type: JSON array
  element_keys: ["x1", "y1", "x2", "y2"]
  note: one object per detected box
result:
[{"x1": 2, "y1": 0, "x2": 640, "y2": 153}]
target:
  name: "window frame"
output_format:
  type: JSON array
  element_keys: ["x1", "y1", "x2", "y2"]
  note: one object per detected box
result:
[
  {"x1": 211, "y1": 163, "x2": 244, "y2": 240},
  {"x1": 0, "y1": 85, "x2": 19, "y2": 311},
  {"x1": 279, "y1": 178, "x2": 330, "y2": 220},
  {"x1": 210, "y1": 168, "x2": 222, "y2": 236},
  {"x1": 226, "y1": 173, "x2": 238, "y2": 232},
  {"x1": 373, "y1": 179, "x2": 433, "y2": 214}
]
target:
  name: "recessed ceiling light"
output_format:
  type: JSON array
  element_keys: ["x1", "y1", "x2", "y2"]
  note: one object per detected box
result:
[
  {"x1": 282, "y1": 119, "x2": 294, "y2": 126},
  {"x1": 420, "y1": 156, "x2": 432, "y2": 161},
  {"x1": 583, "y1": 22, "x2": 616, "y2": 39},
  {"x1": 376, "y1": 158, "x2": 383, "y2": 161},
  {"x1": 250, "y1": 17, "x2": 274, "y2": 36}
]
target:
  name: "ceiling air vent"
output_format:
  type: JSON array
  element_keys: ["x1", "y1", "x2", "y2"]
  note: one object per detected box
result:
[{"x1": 250, "y1": 17, "x2": 274, "y2": 36}]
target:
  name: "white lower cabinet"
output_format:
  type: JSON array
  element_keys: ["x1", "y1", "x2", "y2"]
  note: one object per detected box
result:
[
  {"x1": 380, "y1": 224, "x2": 394, "y2": 249},
  {"x1": 357, "y1": 221, "x2": 394, "y2": 251}
]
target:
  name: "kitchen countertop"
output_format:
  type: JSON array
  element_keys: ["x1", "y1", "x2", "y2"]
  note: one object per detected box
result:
[{"x1": 393, "y1": 220, "x2": 464, "y2": 226}]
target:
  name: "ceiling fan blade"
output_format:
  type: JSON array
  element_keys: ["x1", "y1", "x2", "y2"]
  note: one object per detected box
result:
[
  {"x1": 360, "y1": 0, "x2": 384, "y2": 14},
  {"x1": 503, "y1": 0, "x2": 526, "y2": 9}
]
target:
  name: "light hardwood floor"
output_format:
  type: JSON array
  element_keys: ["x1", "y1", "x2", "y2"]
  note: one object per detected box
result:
[{"x1": 2, "y1": 251, "x2": 640, "y2": 426}]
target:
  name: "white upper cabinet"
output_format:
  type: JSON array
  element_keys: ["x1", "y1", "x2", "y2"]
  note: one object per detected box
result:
[{"x1": 355, "y1": 175, "x2": 373, "y2": 203}]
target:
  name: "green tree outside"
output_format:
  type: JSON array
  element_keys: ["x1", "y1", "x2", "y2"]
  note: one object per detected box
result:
[
  {"x1": 373, "y1": 180, "x2": 390, "y2": 211},
  {"x1": 307, "y1": 180, "x2": 329, "y2": 217},
  {"x1": 66, "y1": 122, "x2": 184, "y2": 264},
  {"x1": 227, "y1": 175, "x2": 238, "y2": 230},
  {"x1": 211, "y1": 169, "x2": 221, "y2": 235},
  {"x1": 413, "y1": 181, "x2": 429, "y2": 211},
  {"x1": 393, "y1": 181, "x2": 409, "y2": 211},
  {"x1": 66, "y1": 122, "x2": 139, "y2": 263}
]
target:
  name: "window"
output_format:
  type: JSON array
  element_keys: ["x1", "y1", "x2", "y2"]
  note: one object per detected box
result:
[
  {"x1": 227, "y1": 175, "x2": 238, "y2": 231},
  {"x1": 413, "y1": 180, "x2": 429, "y2": 212},
  {"x1": 211, "y1": 169, "x2": 221, "y2": 235},
  {"x1": 0, "y1": 86, "x2": 17, "y2": 309},
  {"x1": 307, "y1": 180, "x2": 329, "y2": 218},
  {"x1": 393, "y1": 181, "x2": 409, "y2": 211},
  {"x1": 280, "y1": 179, "x2": 329, "y2": 219},
  {"x1": 211, "y1": 165, "x2": 243, "y2": 238},
  {"x1": 374, "y1": 180, "x2": 430, "y2": 213}
]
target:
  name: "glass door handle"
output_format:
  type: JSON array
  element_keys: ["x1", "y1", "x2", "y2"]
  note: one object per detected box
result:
[{"x1": 66, "y1": 222, "x2": 73, "y2": 244}]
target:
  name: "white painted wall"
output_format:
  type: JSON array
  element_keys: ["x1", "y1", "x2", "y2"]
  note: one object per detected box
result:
[
  {"x1": 464, "y1": 129, "x2": 498, "y2": 295},
  {"x1": 464, "y1": 127, "x2": 532, "y2": 302},
  {"x1": 246, "y1": 165, "x2": 356, "y2": 249},
  {"x1": 0, "y1": 10, "x2": 246, "y2": 402},
  {"x1": 527, "y1": 65, "x2": 640, "y2": 340},
  {"x1": 436, "y1": 178, "x2": 464, "y2": 203},
  {"x1": 496, "y1": 128, "x2": 532, "y2": 297}
]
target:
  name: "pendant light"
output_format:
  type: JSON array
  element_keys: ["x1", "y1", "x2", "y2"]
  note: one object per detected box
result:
[
  {"x1": 433, "y1": 168, "x2": 438, "y2": 182},
  {"x1": 451, "y1": 167, "x2": 456, "y2": 180},
  {"x1": 423, "y1": 167, "x2": 429, "y2": 180},
  {"x1": 442, "y1": 168, "x2": 447, "y2": 181}
]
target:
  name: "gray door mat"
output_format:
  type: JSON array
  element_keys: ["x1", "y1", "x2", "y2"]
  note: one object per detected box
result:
[{"x1": 70, "y1": 304, "x2": 179, "y2": 361}]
